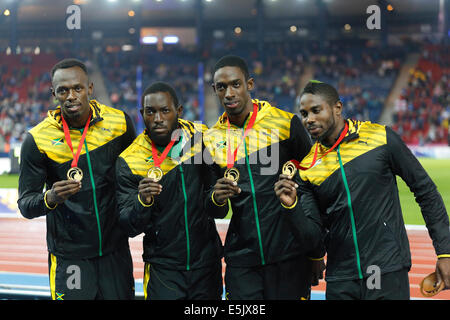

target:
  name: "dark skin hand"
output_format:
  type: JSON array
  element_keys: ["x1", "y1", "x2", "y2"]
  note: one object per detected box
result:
[
  {"x1": 274, "y1": 173, "x2": 325, "y2": 286},
  {"x1": 310, "y1": 259, "x2": 326, "y2": 286},
  {"x1": 274, "y1": 174, "x2": 298, "y2": 207},
  {"x1": 212, "y1": 177, "x2": 241, "y2": 205},
  {"x1": 46, "y1": 180, "x2": 82, "y2": 207},
  {"x1": 436, "y1": 258, "x2": 450, "y2": 290},
  {"x1": 138, "y1": 177, "x2": 163, "y2": 205}
]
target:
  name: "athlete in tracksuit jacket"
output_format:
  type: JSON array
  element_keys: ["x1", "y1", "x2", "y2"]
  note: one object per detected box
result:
[
  {"x1": 296, "y1": 118, "x2": 450, "y2": 299},
  {"x1": 18, "y1": 100, "x2": 136, "y2": 300},
  {"x1": 116, "y1": 116, "x2": 223, "y2": 300},
  {"x1": 204, "y1": 98, "x2": 323, "y2": 299}
]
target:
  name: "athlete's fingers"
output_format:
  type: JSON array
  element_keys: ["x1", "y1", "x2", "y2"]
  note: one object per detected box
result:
[
  {"x1": 215, "y1": 178, "x2": 241, "y2": 194},
  {"x1": 274, "y1": 179, "x2": 298, "y2": 192},
  {"x1": 52, "y1": 180, "x2": 81, "y2": 192},
  {"x1": 140, "y1": 177, "x2": 164, "y2": 184},
  {"x1": 278, "y1": 174, "x2": 293, "y2": 181},
  {"x1": 139, "y1": 177, "x2": 163, "y2": 186},
  {"x1": 275, "y1": 187, "x2": 296, "y2": 200},
  {"x1": 213, "y1": 189, "x2": 238, "y2": 204},
  {"x1": 53, "y1": 186, "x2": 80, "y2": 197},
  {"x1": 52, "y1": 181, "x2": 82, "y2": 199},
  {"x1": 53, "y1": 180, "x2": 81, "y2": 187},
  {"x1": 139, "y1": 184, "x2": 163, "y2": 196},
  {"x1": 139, "y1": 182, "x2": 162, "y2": 191},
  {"x1": 139, "y1": 179, "x2": 163, "y2": 193},
  {"x1": 48, "y1": 185, "x2": 81, "y2": 204}
]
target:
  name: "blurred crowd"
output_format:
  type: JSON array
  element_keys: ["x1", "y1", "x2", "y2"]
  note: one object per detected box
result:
[
  {"x1": 307, "y1": 41, "x2": 404, "y2": 122},
  {"x1": 392, "y1": 44, "x2": 449, "y2": 145},
  {"x1": 98, "y1": 45, "x2": 201, "y2": 129},
  {"x1": 0, "y1": 40, "x2": 448, "y2": 156},
  {"x1": 0, "y1": 54, "x2": 55, "y2": 153}
]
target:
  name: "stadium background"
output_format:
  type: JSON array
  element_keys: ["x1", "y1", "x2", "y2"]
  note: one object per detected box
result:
[{"x1": 0, "y1": 0, "x2": 449, "y2": 300}]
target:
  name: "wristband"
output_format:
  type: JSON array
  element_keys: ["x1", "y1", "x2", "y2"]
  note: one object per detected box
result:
[
  {"x1": 44, "y1": 190, "x2": 57, "y2": 210},
  {"x1": 211, "y1": 191, "x2": 227, "y2": 207},
  {"x1": 437, "y1": 254, "x2": 450, "y2": 259},
  {"x1": 308, "y1": 256, "x2": 325, "y2": 261},
  {"x1": 281, "y1": 196, "x2": 298, "y2": 210},
  {"x1": 138, "y1": 194, "x2": 154, "y2": 207}
]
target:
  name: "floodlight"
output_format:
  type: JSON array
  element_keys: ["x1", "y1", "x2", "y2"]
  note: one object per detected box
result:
[
  {"x1": 142, "y1": 36, "x2": 158, "y2": 44},
  {"x1": 163, "y1": 36, "x2": 179, "y2": 44}
]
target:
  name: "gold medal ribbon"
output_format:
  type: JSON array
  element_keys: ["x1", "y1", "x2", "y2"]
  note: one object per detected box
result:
[
  {"x1": 289, "y1": 121, "x2": 349, "y2": 171},
  {"x1": 61, "y1": 111, "x2": 91, "y2": 176},
  {"x1": 226, "y1": 103, "x2": 259, "y2": 169},
  {"x1": 150, "y1": 131, "x2": 180, "y2": 177}
]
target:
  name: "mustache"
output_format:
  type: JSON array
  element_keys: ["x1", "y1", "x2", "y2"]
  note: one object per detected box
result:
[
  {"x1": 64, "y1": 102, "x2": 81, "y2": 107},
  {"x1": 152, "y1": 124, "x2": 167, "y2": 130},
  {"x1": 224, "y1": 100, "x2": 239, "y2": 105}
]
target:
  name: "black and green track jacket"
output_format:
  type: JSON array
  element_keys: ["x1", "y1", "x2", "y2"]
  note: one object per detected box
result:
[
  {"x1": 203, "y1": 99, "x2": 322, "y2": 267},
  {"x1": 115, "y1": 119, "x2": 223, "y2": 271},
  {"x1": 297, "y1": 119, "x2": 450, "y2": 282},
  {"x1": 18, "y1": 100, "x2": 136, "y2": 259}
]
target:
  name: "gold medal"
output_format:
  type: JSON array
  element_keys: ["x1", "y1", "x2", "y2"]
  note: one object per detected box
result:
[
  {"x1": 67, "y1": 167, "x2": 83, "y2": 182},
  {"x1": 224, "y1": 167, "x2": 240, "y2": 183},
  {"x1": 282, "y1": 161, "x2": 298, "y2": 179},
  {"x1": 147, "y1": 167, "x2": 164, "y2": 182},
  {"x1": 420, "y1": 272, "x2": 445, "y2": 297}
]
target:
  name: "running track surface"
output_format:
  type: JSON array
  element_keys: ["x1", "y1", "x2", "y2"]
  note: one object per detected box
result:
[{"x1": 0, "y1": 217, "x2": 448, "y2": 300}]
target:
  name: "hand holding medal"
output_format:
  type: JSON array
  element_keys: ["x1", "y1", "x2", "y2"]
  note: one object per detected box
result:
[
  {"x1": 275, "y1": 122, "x2": 350, "y2": 208},
  {"x1": 61, "y1": 111, "x2": 91, "y2": 182},
  {"x1": 212, "y1": 104, "x2": 258, "y2": 206},
  {"x1": 223, "y1": 103, "x2": 258, "y2": 183},
  {"x1": 45, "y1": 112, "x2": 91, "y2": 208},
  {"x1": 138, "y1": 132, "x2": 179, "y2": 206},
  {"x1": 274, "y1": 172, "x2": 299, "y2": 208}
]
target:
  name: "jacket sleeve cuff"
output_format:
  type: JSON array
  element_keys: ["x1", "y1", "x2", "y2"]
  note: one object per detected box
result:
[{"x1": 437, "y1": 254, "x2": 450, "y2": 259}]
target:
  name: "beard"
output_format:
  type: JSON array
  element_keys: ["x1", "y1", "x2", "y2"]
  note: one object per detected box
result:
[
  {"x1": 147, "y1": 117, "x2": 180, "y2": 147},
  {"x1": 317, "y1": 115, "x2": 337, "y2": 145}
]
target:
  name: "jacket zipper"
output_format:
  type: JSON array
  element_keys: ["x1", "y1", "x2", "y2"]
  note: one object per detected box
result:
[
  {"x1": 80, "y1": 129, "x2": 103, "y2": 257},
  {"x1": 179, "y1": 163, "x2": 190, "y2": 270},
  {"x1": 243, "y1": 135, "x2": 265, "y2": 266},
  {"x1": 337, "y1": 145, "x2": 362, "y2": 279}
]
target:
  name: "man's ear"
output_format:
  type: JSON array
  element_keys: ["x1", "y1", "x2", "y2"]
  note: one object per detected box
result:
[
  {"x1": 334, "y1": 101, "x2": 343, "y2": 117},
  {"x1": 88, "y1": 82, "x2": 94, "y2": 97},
  {"x1": 247, "y1": 77, "x2": 255, "y2": 91},
  {"x1": 51, "y1": 87, "x2": 56, "y2": 98},
  {"x1": 177, "y1": 105, "x2": 184, "y2": 118},
  {"x1": 211, "y1": 83, "x2": 216, "y2": 93}
]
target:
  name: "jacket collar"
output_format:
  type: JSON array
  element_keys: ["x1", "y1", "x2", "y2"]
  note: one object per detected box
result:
[
  {"x1": 319, "y1": 119, "x2": 360, "y2": 148},
  {"x1": 48, "y1": 99, "x2": 104, "y2": 129},
  {"x1": 342, "y1": 119, "x2": 360, "y2": 142},
  {"x1": 141, "y1": 118, "x2": 196, "y2": 151},
  {"x1": 215, "y1": 98, "x2": 270, "y2": 128}
]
